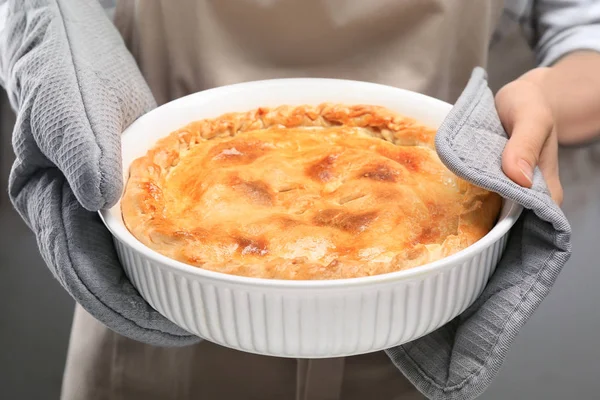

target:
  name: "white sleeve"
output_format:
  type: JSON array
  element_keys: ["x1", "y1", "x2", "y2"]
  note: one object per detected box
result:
[{"x1": 528, "y1": 0, "x2": 600, "y2": 66}]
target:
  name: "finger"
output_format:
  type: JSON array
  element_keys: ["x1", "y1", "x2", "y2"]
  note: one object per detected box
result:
[
  {"x1": 496, "y1": 82, "x2": 554, "y2": 188},
  {"x1": 538, "y1": 131, "x2": 564, "y2": 205},
  {"x1": 543, "y1": 164, "x2": 564, "y2": 206}
]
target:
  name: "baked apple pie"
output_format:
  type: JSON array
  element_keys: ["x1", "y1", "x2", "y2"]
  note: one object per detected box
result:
[{"x1": 121, "y1": 104, "x2": 502, "y2": 280}]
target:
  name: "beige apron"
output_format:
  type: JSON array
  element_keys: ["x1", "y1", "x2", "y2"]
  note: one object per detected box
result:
[{"x1": 61, "y1": 1, "x2": 503, "y2": 399}]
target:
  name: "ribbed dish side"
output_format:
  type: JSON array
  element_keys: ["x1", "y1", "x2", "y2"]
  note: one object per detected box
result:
[{"x1": 115, "y1": 233, "x2": 507, "y2": 358}]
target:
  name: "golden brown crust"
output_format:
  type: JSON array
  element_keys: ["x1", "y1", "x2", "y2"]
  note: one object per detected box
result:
[{"x1": 121, "y1": 104, "x2": 502, "y2": 280}]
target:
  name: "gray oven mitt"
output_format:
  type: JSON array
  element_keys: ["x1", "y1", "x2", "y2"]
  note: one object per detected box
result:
[
  {"x1": 386, "y1": 67, "x2": 572, "y2": 400},
  {"x1": 0, "y1": 0, "x2": 199, "y2": 346}
]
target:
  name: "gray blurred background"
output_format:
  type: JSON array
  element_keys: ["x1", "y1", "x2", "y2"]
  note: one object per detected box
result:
[{"x1": 1, "y1": 22, "x2": 600, "y2": 400}]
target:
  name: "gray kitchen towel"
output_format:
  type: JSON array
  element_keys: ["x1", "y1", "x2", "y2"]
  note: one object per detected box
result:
[{"x1": 386, "y1": 67, "x2": 572, "y2": 400}]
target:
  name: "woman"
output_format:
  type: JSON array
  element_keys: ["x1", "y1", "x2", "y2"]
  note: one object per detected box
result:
[{"x1": 1, "y1": 0, "x2": 600, "y2": 399}]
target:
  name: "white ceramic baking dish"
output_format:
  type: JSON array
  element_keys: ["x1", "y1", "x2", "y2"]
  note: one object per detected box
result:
[{"x1": 99, "y1": 79, "x2": 522, "y2": 358}]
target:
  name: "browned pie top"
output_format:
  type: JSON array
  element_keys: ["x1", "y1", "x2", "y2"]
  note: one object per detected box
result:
[{"x1": 121, "y1": 104, "x2": 502, "y2": 280}]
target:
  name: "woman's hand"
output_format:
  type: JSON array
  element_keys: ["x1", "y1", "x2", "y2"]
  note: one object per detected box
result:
[{"x1": 496, "y1": 68, "x2": 563, "y2": 205}]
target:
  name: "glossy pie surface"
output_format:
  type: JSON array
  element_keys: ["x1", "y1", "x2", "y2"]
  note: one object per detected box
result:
[{"x1": 121, "y1": 104, "x2": 502, "y2": 280}]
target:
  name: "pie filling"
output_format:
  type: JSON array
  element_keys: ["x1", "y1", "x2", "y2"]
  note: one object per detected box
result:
[{"x1": 121, "y1": 104, "x2": 502, "y2": 280}]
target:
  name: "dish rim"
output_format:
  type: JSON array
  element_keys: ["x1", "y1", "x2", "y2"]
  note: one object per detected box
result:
[{"x1": 99, "y1": 77, "x2": 523, "y2": 290}]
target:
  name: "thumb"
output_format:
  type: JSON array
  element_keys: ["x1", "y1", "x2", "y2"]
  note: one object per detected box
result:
[
  {"x1": 496, "y1": 82, "x2": 554, "y2": 188},
  {"x1": 5, "y1": 0, "x2": 156, "y2": 212},
  {"x1": 501, "y1": 114, "x2": 553, "y2": 188}
]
